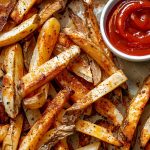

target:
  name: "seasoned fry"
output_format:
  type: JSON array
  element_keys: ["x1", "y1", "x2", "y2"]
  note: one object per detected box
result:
[
  {"x1": 39, "y1": 0, "x2": 67, "y2": 25},
  {"x1": 64, "y1": 28, "x2": 118, "y2": 75},
  {"x1": 120, "y1": 76, "x2": 150, "y2": 142},
  {"x1": 54, "y1": 138, "x2": 69, "y2": 150},
  {"x1": 56, "y1": 69, "x2": 89, "y2": 103},
  {"x1": 0, "y1": 14, "x2": 39, "y2": 47},
  {"x1": 37, "y1": 125, "x2": 74, "y2": 149},
  {"x1": 95, "y1": 98, "x2": 123, "y2": 126},
  {"x1": 0, "y1": 0, "x2": 16, "y2": 31},
  {"x1": 76, "y1": 142, "x2": 100, "y2": 150},
  {"x1": 23, "y1": 17, "x2": 60, "y2": 109},
  {"x1": 0, "y1": 125, "x2": 9, "y2": 143},
  {"x1": 18, "y1": 45, "x2": 80, "y2": 98},
  {"x1": 140, "y1": 117, "x2": 150, "y2": 147},
  {"x1": 11, "y1": 0, "x2": 38, "y2": 23},
  {"x1": 66, "y1": 70, "x2": 127, "y2": 111},
  {"x1": 76, "y1": 120, "x2": 121, "y2": 146},
  {"x1": 19, "y1": 88, "x2": 72, "y2": 150},
  {"x1": 2, "y1": 114, "x2": 23, "y2": 150}
]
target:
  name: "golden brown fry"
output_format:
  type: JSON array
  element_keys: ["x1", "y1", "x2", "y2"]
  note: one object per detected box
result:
[
  {"x1": 66, "y1": 70, "x2": 127, "y2": 111},
  {"x1": 2, "y1": 114, "x2": 23, "y2": 150},
  {"x1": 56, "y1": 69, "x2": 89, "y2": 103},
  {"x1": 120, "y1": 76, "x2": 150, "y2": 142},
  {"x1": 140, "y1": 117, "x2": 150, "y2": 147},
  {"x1": 2, "y1": 45, "x2": 15, "y2": 118},
  {"x1": 0, "y1": 14, "x2": 39, "y2": 47},
  {"x1": 54, "y1": 138, "x2": 69, "y2": 150},
  {"x1": 64, "y1": 28, "x2": 117, "y2": 75},
  {"x1": 95, "y1": 98, "x2": 123, "y2": 126},
  {"x1": 23, "y1": 18, "x2": 60, "y2": 109},
  {"x1": 0, "y1": 125, "x2": 9, "y2": 143},
  {"x1": 11, "y1": 0, "x2": 38, "y2": 23},
  {"x1": 18, "y1": 45, "x2": 80, "y2": 98},
  {"x1": 76, "y1": 120, "x2": 121, "y2": 146},
  {"x1": 76, "y1": 142, "x2": 100, "y2": 150},
  {"x1": 19, "y1": 88, "x2": 72, "y2": 150},
  {"x1": 39, "y1": 0, "x2": 67, "y2": 26}
]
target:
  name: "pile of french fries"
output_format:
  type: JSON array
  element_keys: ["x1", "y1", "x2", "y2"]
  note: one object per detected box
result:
[{"x1": 0, "y1": 0, "x2": 149, "y2": 150}]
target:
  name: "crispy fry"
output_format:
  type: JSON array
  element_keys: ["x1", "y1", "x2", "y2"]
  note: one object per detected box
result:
[
  {"x1": 95, "y1": 98, "x2": 123, "y2": 126},
  {"x1": 11, "y1": 0, "x2": 38, "y2": 23},
  {"x1": 56, "y1": 69, "x2": 89, "y2": 103},
  {"x1": 64, "y1": 28, "x2": 117, "y2": 75},
  {"x1": 2, "y1": 114, "x2": 23, "y2": 150},
  {"x1": 37, "y1": 125, "x2": 74, "y2": 149},
  {"x1": 66, "y1": 70, "x2": 127, "y2": 112},
  {"x1": 0, "y1": 0, "x2": 16, "y2": 31},
  {"x1": 76, "y1": 120, "x2": 121, "y2": 146},
  {"x1": 0, "y1": 125, "x2": 9, "y2": 143},
  {"x1": 39, "y1": 0, "x2": 67, "y2": 25},
  {"x1": 0, "y1": 14, "x2": 39, "y2": 47},
  {"x1": 2, "y1": 45, "x2": 15, "y2": 118},
  {"x1": 120, "y1": 76, "x2": 150, "y2": 142},
  {"x1": 54, "y1": 138, "x2": 69, "y2": 150},
  {"x1": 19, "y1": 88, "x2": 72, "y2": 150},
  {"x1": 140, "y1": 117, "x2": 150, "y2": 147},
  {"x1": 76, "y1": 142, "x2": 100, "y2": 150},
  {"x1": 18, "y1": 45, "x2": 80, "y2": 98},
  {"x1": 23, "y1": 18, "x2": 60, "y2": 109}
]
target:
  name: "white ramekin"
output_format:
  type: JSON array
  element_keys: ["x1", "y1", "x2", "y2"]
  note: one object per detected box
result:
[{"x1": 100, "y1": 0, "x2": 150, "y2": 62}]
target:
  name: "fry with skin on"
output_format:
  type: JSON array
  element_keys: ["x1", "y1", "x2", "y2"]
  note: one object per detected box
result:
[
  {"x1": 23, "y1": 17, "x2": 60, "y2": 109},
  {"x1": 39, "y1": 0, "x2": 67, "y2": 25},
  {"x1": 120, "y1": 76, "x2": 150, "y2": 150},
  {"x1": 0, "y1": 125, "x2": 9, "y2": 143},
  {"x1": 11, "y1": 0, "x2": 38, "y2": 23},
  {"x1": 65, "y1": 70, "x2": 127, "y2": 112},
  {"x1": 95, "y1": 98, "x2": 123, "y2": 126},
  {"x1": 0, "y1": 14, "x2": 39, "y2": 47},
  {"x1": 2, "y1": 114, "x2": 23, "y2": 150},
  {"x1": 140, "y1": 117, "x2": 150, "y2": 147},
  {"x1": 18, "y1": 45, "x2": 80, "y2": 98},
  {"x1": 19, "y1": 88, "x2": 72, "y2": 150},
  {"x1": 76, "y1": 120, "x2": 122, "y2": 146},
  {"x1": 64, "y1": 28, "x2": 117, "y2": 76}
]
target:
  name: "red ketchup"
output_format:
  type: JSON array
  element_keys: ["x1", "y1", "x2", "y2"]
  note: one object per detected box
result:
[{"x1": 106, "y1": 0, "x2": 150, "y2": 56}]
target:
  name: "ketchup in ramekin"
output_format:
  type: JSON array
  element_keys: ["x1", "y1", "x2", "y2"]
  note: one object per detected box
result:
[{"x1": 106, "y1": 0, "x2": 150, "y2": 56}]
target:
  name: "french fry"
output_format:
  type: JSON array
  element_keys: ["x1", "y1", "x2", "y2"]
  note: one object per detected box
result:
[
  {"x1": 23, "y1": 17, "x2": 60, "y2": 109},
  {"x1": 54, "y1": 138, "x2": 69, "y2": 150},
  {"x1": 76, "y1": 142, "x2": 100, "y2": 150},
  {"x1": 140, "y1": 117, "x2": 150, "y2": 147},
  {"x1": 23, "y1": 106, "x2": 41, "y2": 126},
  {"x1": 11, "y1": 0, "x2": 38, "y2": 23},
  {"x1": 64, "y1": 28, "x2": 118, "y2": 75},
  {"x1": 95, "y1": 98, "x2": 123, "y2": 126},
  {"x1": 0, "y1": 14, "x2": 39, "y2": 47},
  {"x1": 2, "y1": 45, "x2": 15, "y2": 118},
  {"x1": 56, "y1": 69, "x2": 89, "y2": 103},
  {"x1": 19, "y1": 88, "x2": 72, "y2": 150},
  {"x1": 66, "y1": 70, "x2": 127, "y2": 112},
  {"x1": 39, "y1": 0, "x2": 67, "y2": 25},
  {"x1": 18, "y1": 45, "x2": 80, "y2": 98},
  {"x1": 120, "y1": 76, "x2": 150, "y2": 142},
  {"x1": 37, "y1": 125, "x2": 74, "y2": 149},
  {"x1": 76, "y1": 120, "x2": 121, "y2": 146},
  {"x1": 2, "y1": 114, "x2": 23, "y2": 150},
  {"x1": 0, "y1": 125, "x2": 9, "y2": 143}
]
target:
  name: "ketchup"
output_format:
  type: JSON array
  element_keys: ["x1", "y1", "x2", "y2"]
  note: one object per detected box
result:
[{"x1": 106, "y1": 0, "x2": 150, "y2": 56}]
